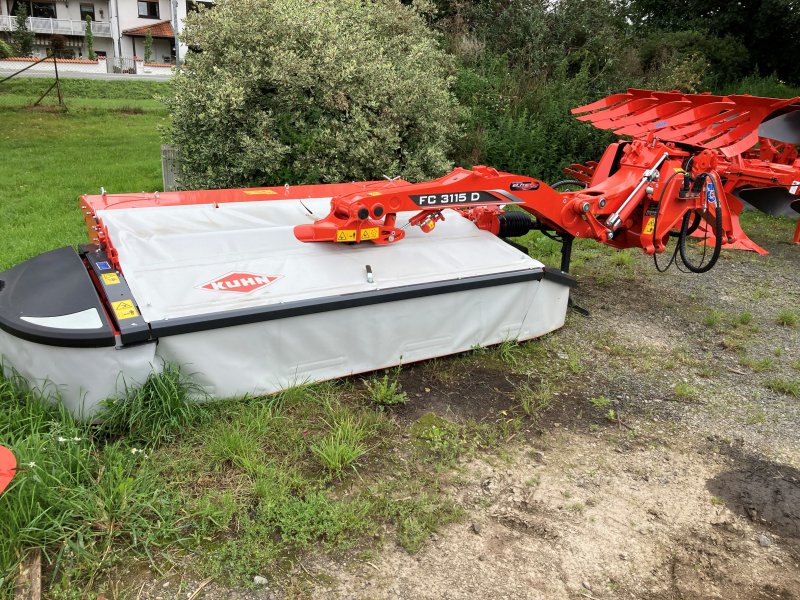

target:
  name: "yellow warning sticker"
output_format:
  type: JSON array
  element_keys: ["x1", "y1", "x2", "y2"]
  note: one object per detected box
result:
[
  {"x1": 336, "y1": 229, "x2": 357, "y2": 242},
  {"x1": 367, "y1": 192, "x2": 382, "y2": 197},
  {"x1": 112, "y1": 300, "x2": 139, "y2": 320},
  {"x1": 360, "y1": 227, "x2": 380, "y2": 241},
  {"x1": 643, "y1": 217, "x2": 656, "y2": 235},
  {"x1": 101, "y1": 273, "x2": 120, "y2": 285},
  {"x1": 243, "y1": 189, "x2": 278, "y2": 195}
]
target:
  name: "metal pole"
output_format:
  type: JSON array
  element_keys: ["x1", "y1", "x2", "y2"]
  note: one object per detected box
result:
[
  {"x1": 52, "y1": 54, "x2": 64, "y2": 107},
  {"x1": 172, "y1": 0, "x2": 180, "y2": 68}
]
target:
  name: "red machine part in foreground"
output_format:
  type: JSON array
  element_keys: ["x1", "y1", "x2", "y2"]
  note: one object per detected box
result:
[
  {"x1": 0, "y1": 445, "x2": 16, "y2": 497},
  {"x1": 294, "y1": 89, "x2": 800, "y2": 267}
]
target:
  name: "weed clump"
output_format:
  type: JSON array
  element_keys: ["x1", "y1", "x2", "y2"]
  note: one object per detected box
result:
[
  {"x1": 765, "y1": 378, "x2": 800, "y2": 398},
  {"x1": 311, "y1": 414, "x2": 369, "y2": 474},
  {"x1": 776, "y1": 309, "x2": 798, "y2": 328},
  {"x1": 364, "y1": 371, "x2": 408, "y2": 407},
  {"x1": 99, "y1": 364, "x2": 210, "y2": 445}
]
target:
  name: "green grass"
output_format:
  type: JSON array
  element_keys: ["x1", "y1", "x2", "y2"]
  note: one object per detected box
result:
[
  {"x1": 0, "y1": 370, "x2": 187, "y2": 598},
  {"x1": 738, "y1": 354, "x2": 774, "y2": 373},
  {"x1": 0, "y1": 78, "x2": 167, "y2": 111},
  {"x1": 590, "y1": 395, "x2": 612, "y2": 409},
  {"x1": 98, "y1": 364, "x2": 210, "y2": 446},
  {"x1": 311, "y1": 414, "x2": 370, "y2": 474},
  {"x1": 703, "y1": 309, "x2": 723, "y2": 328},
  {"x1": 764, "y1": 378, "x2": 800, "y2": 398},
  {"x1": 516, "y1": 381, "x2": 555, "y2": 417},
  {"x1": 0, "y1": 366, "x2": 469, "y2": 596},
  {"x1": 0, "y1": 80, "x2": 166, "y2": 270},
  {"x1": 775, "y1": 309, "x2": 798, "y2": 328},
  {"x1": 673, "y1": 382, "x2": 699, "y2": 400}
]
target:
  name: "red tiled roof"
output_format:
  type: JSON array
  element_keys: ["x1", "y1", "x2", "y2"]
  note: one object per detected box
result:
[
  {"x1": 0, "y1": 57, "x2": 98, "y2": 64},
  {"x1": 123, "y1": 21, "x2": 174, "y2": 38}
]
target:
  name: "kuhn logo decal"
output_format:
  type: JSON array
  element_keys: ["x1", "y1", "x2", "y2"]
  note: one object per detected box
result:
[
  {"x1": 509, "y1": 181, "x2": 539, "y2": 191},
  {"x1": 198, "y1": 272, "x2": 281, "y2": 294}
]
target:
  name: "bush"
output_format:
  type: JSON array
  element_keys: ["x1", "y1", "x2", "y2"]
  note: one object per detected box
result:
[
  {"x1": 451, "y1": 58, "x2": 615, "y2": 182},
  {"x1": 638, "y1": 30, "x2": 750, "y2": 89},
  {"x1": 165, "y1": 0, "x2": 461, "y2": 189},
  {"x1": 0, "y1": 39, "x2": 12, "y2": 59}
]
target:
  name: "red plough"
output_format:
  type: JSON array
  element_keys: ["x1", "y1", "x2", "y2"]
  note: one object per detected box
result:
[
  {"x1": 296, "y1": 89, "x2": 800, "y2": 267},
  {"x1": 570, "y1": 89, "x2": 800, "y2": 253}
]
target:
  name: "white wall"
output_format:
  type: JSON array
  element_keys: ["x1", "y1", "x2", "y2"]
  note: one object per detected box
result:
[
  {"x1": 1, "y1": 0, "x2": 111, "y2": 24},
  {"x1": 115, "y1": 0, "x2": 173, "y2": 31},
  {"x1": 0, "y1": 56, "x2": 106, "y2": 73},
  {"x1": 113, "y1": 0, "x2": 176, "y2": 61},
  {"x1": 0, "y1": 55, "x2": 173, "y2": 75}
]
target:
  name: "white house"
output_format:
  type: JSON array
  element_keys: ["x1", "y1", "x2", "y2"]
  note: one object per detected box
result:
[{"x1": 0, "y1": 0, "x2": 209, "y2": 65}]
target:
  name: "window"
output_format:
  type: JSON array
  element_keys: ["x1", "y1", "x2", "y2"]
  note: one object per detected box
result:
[
  {"x1": 32, "y1": 2, "x2": 56, "y2": 18},
  {"x1": 137, "y1": 0, "x2": 159, "y2": 18},
  {"x1": 10, "y1": 1, "x2": 57, "y2": 18},
  {"x1": 80, "y1": 3, "x2": 95, "y2": 21}
]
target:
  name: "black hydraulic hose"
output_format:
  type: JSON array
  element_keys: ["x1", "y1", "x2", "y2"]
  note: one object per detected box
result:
[
  {"x1": 652, "y1": 170, "x2": 684, "y2": 272},
  {"x1": 678, "y1": 173, "x2": 723, "y2": 274},
  {"x1": 551, "y1": 179, "x2": 589, "y2": 191}
]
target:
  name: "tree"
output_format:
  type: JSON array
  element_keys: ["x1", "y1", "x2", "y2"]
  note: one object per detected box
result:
[
  {"x1": 50, "y1": 34, "x2": 66, "y2": 58},
  {"x1": 85, "y1": 14, "x2": 96, "y2": 60},
  {"x1": 143, "y1": 30, "x2": 153, "y2": 63},
  {"x1": 628, "y1": 0, "x2": 800, "y2": 85},
  {"x1": 11, "y1": 3, "x2": 33, "y2": 58},
  {"x1": 164, "y1": 0, "x2": 461, "y2": 190}
]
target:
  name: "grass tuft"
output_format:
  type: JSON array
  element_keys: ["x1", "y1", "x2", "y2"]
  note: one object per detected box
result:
[
  {"x1": 497, "y1": 340, "x2": 523, "y2": 366},
  {"x1": 764, "y1": 378, "x2": 800, "y2": 398},
  {"x1": 590, "y1": 395, "x2": 612, "y2": 409},
  {"x1": 98, "y1": 364, "x2": 210, "y2": 446},
  {"x1": 703, "y1": 309, "x2": 724, "y2": 328},
  {"x1": 775, "y1": 309, "x2": 798, "y2": 327},
  {"x1": 311, "y1": 414, "x2": 369, "y2": 474},
  {"x1": 364, "y1": 370, "x2": 408, "y2": 406},
  {"x1": 674, "y1": 382, "x2": 699, "y2": 400},
  {"x1": 516, "y1": 381, "x2": 555, "y2": 417}
]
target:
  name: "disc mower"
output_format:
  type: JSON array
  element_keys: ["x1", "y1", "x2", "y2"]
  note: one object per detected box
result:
[{"x1": 0, "y1": 89, "x2": 797, "y2": 417}]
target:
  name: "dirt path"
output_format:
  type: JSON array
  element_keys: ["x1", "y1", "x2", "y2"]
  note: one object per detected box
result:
[
  {"x1": 306, "y1": 432, "x2": 800, "y2": 599},
  {"x1": 296, "y1": 222, "x2": 800, "y2": 599}
]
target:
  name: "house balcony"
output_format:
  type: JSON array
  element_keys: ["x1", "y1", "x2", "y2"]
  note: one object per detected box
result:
[{"x1": 0, "y1": 15, "x2": 112, "y2": 37}]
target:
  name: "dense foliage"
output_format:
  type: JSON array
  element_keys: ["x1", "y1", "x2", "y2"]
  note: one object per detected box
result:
[
  {"x1": 166, "y1": 0, "x2": 460, "y2": 189},
  {"x1": 166, "y1": 0, "x2": 800, "y2": 189}
]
